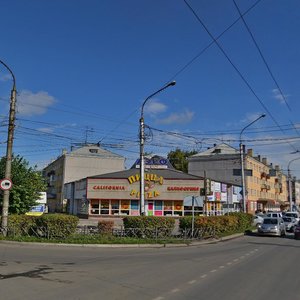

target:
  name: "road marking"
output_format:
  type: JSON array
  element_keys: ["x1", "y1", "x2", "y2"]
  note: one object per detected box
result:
[
  {"x1": 188, "y1": 280, "x2": 196, "y2": 284},
  {"x1": 153, "y1": 297, "x2": 164, "y2": 300},
  {"x1": 171, "y1": 289, "x2": 180, "y2": 293},
  {"x1": 210, "y1": 269, "x2": 217, "y2": 273},
  {"x1": 240, "y1": 256, "x2": 245, "y2": 259},
  {"x1": 219, "y1": 265, "x2": 225, "y2": 269},
  {"x1": 201, "y1": 274, "x2": 207, "y2": 278},
  {"x1": 233, "y1": 258, "x2": 239, "y2": 262},
  {"x1": 227, "y1": 262, "x2": 232, "y2": 265}
]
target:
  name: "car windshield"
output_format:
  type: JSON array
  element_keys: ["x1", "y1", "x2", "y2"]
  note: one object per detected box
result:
[{"x1": 263, "y1": 219, "x2": 278, "y2": 225}]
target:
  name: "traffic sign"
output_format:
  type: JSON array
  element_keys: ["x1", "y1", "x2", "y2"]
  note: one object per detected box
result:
[{"x1": 0, "y1": 179, "x2": 13, "y2": 191}]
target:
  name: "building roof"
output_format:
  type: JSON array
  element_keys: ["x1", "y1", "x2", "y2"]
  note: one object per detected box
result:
[
  {"x1": 89, "y1": 167, "x2": 203, "y2": 180},
  {"x1": 190, "y1": 143, "x2": 239, "y2": 157}
]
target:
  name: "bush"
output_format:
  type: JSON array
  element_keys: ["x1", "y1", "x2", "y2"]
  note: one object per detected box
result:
[
  {"x1": 123, "y1": 216, "x2": 175, "y2": 238},
  {"x1": 1, "y1": 213, "x2": 79, "y2": 239},
  {"x1": 179, "y1": 213, "x2": 252, "y2": 236},
  {"x1": 7, "y1": 214, "x2": 37, "y2": 236},
  {"x1": 98, "y1": 220, "x2": 114, "y2": 235},
  {"x1": 36, "y1": 214, "x2": 79, "y2": 238}
]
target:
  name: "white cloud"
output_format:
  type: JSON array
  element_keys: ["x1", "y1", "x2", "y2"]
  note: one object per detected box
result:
[
  {"x1": 156, "y1": 110, "x2": 194, "y2": 125},
  {"x1": 272, "y1": 88, "x2": 290, "y2": 104},
  {"x1": 144, "y1": 99, "x2": 167, "y2": 116},
  {"x1": 17, "y1": 90, "x2": 57, "y2": 116},
  {"x1": 38, "y1": 127, "x2": 54, "y2": 133},
  {"x1": 0, "y1": 73, "x2": 11, "y2": 82}
]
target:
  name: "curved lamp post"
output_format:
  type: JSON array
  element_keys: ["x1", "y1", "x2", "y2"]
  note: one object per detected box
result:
[
  {"x1": 287, "y1": 157, "x2": 300, "y2": 211},
  {"x1": 139, "y1": 81, "x2": 176, "y2": 215},
  {"x1": 0, "y1": 59, "x2": 17, "y2": 235},
  {"x1": 240, "y1": 114, "x2": 266, "y2": 213}
]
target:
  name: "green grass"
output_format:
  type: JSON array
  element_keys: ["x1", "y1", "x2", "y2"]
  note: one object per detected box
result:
[{"x1": 0, "y1": 233, "x2": 190, "y2": 245}]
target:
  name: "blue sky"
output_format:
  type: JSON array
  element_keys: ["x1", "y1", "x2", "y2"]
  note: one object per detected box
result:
[{"x1": 1, "y1": 0, "x2": 300, "y2": 177}]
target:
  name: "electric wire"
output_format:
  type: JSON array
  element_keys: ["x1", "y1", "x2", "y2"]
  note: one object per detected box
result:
[{"x1": 183, "y1": 0, "x2": 298, "y2": 153}]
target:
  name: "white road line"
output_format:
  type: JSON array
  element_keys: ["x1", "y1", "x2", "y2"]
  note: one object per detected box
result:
[
  {"x1": 153, "y1": 297, "x2": 164, "y2": 300},
  {"x1": 210, "y1": 269, "x2": 217, "y2": 273},
  {"x1": 171, "y1": 289, "x2": 180, "y2": 293},
  {"x1": 227, "y1": 262, "x2": 232, "y2": 265},
  {"x1": 201, "y1": 274, "x2": 207, "y2": 278},
  {"x1": 233, "y1": 258, "x2": 239, "y2": 262},
  {"x1": 188, "y1": 280, "x2": 197, "y2": 284},
  {"x1": 240, "y1": 256, "x2": 245, "y2": 259},
  {"x1": 219, "y1": 265, "x2": 225, "y2": 269}
]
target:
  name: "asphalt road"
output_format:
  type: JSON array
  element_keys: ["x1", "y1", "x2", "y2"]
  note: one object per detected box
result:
[{"x1": 0, "y1": 234, "x2": 299, "y2": 300}]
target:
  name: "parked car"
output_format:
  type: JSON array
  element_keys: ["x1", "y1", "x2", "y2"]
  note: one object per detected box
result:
[
  {"x1": 257, "y1": 217, "x2": 286, "y2": 237},
  {"x1": 294, "y1": 221, "x2": 300, "y2": 240},
  {"x1": 252, "y1": 215, "x2": 264, "y2": 227},
  {"x1": 284, "y1": 212, "x2": 300, "y2": 222},
  {"x1": 282, "y1": 216, "x2": 297, "y2": 232},
  {"x1": 266, "y1": 212, "x2": 283, "y2": 218}
]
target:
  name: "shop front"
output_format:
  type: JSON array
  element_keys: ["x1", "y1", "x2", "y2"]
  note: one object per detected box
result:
[{"x1": 68, "y1": 165, "x2": 204, "y2": 218}]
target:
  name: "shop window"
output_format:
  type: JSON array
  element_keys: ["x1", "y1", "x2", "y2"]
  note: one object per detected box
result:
[
  {"x1": 154, "y1": 201, "x2": 163, "y2": 216},
  {"x1": 101, "y1": 200, "x2": 109, "y2": 215},
  {"x1": 184, "y1": 206, "x2": 202, "y2": 216},
  {"x1": 120, "y1": 200, "x2": 130, "y2": 215},
  {"x1": 131, "y1": 200, "x2": 139, "y2": 216},
  {"x1": 91, "y1": 200, "x2": 99, "y2": 214},
  {"x1": 111, "y1": 200, "x2": 120, "y2": 215},
  {"x1": 163, "y1": 201, "x2": 173, "y2": 216}
]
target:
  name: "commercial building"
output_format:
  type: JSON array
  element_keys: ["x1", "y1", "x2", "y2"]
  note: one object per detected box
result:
[
  {"x1": 188, "y1": 143, "x2": 288, "y2": 214},
  {"x1": 65, "y1": 155, "x2": 243, "y2": 218},
  {"x1": 66, "y1": 156, "x2": 204, "y2": 218},
  {"x1": 42, "y1": 144, "x2": 125, "y2": 212}
]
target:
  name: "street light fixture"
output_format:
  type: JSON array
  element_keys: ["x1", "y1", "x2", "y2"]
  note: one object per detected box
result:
[
  {"x1": 287, "y1": 157, "x2": 300, "y2": 211},
  {"x1": 0, "y1": 59, "x2": 17, "y2": 235},
  {"x1": 139, "y1": 81, "x2": 176, "y2": 215},
  {"x1": 240, "y1": 113, "x2": 266, "y2": 213}
]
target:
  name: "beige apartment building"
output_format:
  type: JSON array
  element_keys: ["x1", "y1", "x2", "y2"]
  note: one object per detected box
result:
[
  {"x1": 188, "y1": 143, "x2": 288, "y2": 214},
  {"x1": 42, "y1": 144, "x2": 125, "y2": 212}
]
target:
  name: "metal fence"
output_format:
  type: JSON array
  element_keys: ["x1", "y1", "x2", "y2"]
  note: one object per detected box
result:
[{"x1": 0, "y1": 225, "x2": 217, "y2": 240}]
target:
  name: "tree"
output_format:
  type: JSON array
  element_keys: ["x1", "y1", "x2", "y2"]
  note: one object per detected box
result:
[
  {"x1": 167, "y1": 149, "x2": 197, "y2": 173},
  {"x1": 0, "y1": 155, "x2": 47, "y2": 214}
]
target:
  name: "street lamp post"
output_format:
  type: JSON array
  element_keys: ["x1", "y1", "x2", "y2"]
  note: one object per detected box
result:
[
  {"x1": 287, "y1": 157, "x2": 300, "y2": 212},
  {"x1": 239, "y1": 114, "x2": 266, "y2": 213},
  {"x1": 0, "y1": 59, "x2": 17, "y2": 235},
  {"x1": 139, "y1": 81, "x2": 176, "y2": 215}
]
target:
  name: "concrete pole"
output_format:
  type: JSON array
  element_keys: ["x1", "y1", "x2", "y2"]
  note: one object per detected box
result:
[{"x1": 0, "y1": 60, "x2": 17, "y2": 236}]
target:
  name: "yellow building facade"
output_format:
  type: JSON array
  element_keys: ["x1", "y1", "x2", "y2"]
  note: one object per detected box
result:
[{"x1": 245, "y1": 150, "x2": 288, "y2": 214}]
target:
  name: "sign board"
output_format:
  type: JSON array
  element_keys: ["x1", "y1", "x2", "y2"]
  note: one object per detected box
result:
[
  {"x1": 0, "y1": 178, "x2": 12, "y2": 190},
  {"x1": 25, "y1": 204, "x2": 46, "y2": 216}
]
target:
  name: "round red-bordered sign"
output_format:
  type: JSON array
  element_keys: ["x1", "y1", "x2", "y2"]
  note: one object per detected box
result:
[{"x1": 0, "y1": 178, "x2": 13, "y2": 190}]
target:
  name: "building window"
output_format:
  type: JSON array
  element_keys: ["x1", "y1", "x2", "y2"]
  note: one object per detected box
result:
[
  {"x1": 100, "y1": 200, "x2": 109, "y2": 215},
  {"x1": 90, "y1": 200, "x2": 99, "y2": 214},
  {"x1": 111, "y1": 200, "x2": 120, "y2": 215}
]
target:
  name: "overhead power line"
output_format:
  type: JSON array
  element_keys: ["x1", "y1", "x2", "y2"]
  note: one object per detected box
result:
[{"x1": 183, "y1": 0, "x2": 298, "y2": 153}]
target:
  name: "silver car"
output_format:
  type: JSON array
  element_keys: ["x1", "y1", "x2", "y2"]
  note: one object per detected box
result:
[{"x1": 257, "y1": 217, "x2": 286, "y2": 237}]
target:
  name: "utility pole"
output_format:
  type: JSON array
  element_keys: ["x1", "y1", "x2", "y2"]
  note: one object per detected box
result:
[{"x1": 0, "y1": 59, "x2": 17, "y2": 236}]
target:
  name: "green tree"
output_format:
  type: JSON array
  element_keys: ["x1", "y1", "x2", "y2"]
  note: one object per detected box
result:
[
  {"x1": 167, "y1": 148, "x2": 197, "y2": 172},
  {"x1": 0, "y1": 155, "x2": 47, "y2": 214}
]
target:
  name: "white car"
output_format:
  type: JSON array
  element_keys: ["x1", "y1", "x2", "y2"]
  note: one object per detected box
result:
[
  {"x1": 252, "y1": 215, "x2": 264, "y2": 227},
  {"x1": 282, "y1": 216, "x2": 297, "y2": 232},
  {"x1": 266, "y1": 212, "x2": 283, "y2": 218},
  {"x1": 284, "y1": 212, "x2": 300, "y2": 222}
]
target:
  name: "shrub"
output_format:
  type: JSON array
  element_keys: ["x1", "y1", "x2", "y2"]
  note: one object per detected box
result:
[
  {"x1": 98, "y1": 220, "x2": 114, "y2": 235},
  {"x1": 179, "y1": 213, "x2": 252, "y2": 236},
  {"x1": 35, "y1": 214, "x2": 79, "y2": 238},
  {"x1": 123, "y1": 216, "x2": 175, "y2": 238},
  {"x1": 7, "y1": 214, "x2": 37, "y2": 236}
]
